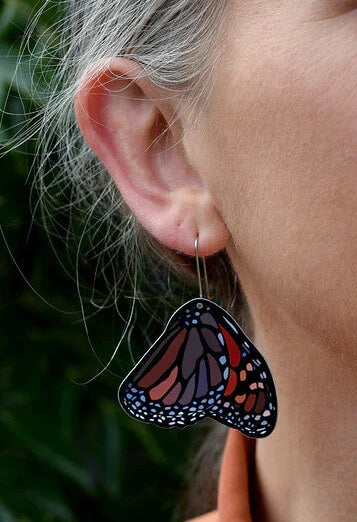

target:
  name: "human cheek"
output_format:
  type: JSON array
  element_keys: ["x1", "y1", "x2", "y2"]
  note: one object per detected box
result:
[{"x1": 197, "y1": 11, "x2": 356, "y2": 328}]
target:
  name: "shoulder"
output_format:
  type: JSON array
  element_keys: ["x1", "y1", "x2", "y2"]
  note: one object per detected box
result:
[{"x1": 185, "y1": 510, "x2": 218, "y2": 522}]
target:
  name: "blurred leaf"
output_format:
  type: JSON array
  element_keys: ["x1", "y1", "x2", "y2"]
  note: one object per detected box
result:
[
  {"x1": 100, "y1": 401, "x2": 122, "y2": 497},
  {"x1": 0, "y1": 0, "x2": 196, "y2": 520},
  {"x1": 0, "y1": 411, "x2": 94, "y2": 493},
  {"x1": 0, "y1": 503, "x2": 16, "y2": 522},
  {"x1": 0, "y1": 2, "x2": 17, "y2": 36},
  {"x1": 0, "y1": 49, "x2": 34, "y2": 100}
]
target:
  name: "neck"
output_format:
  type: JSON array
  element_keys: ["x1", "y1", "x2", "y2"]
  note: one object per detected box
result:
[
  {"x1": 253, "y1": 317, "x2": 355, "y2": 521},
  {"x1": 229, "y1": 252, "x2": 356, "y2": 521}
]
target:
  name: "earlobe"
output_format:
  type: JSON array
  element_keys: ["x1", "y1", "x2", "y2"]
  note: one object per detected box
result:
[{"x1": 74, "y1": 57, "x2": 229, "y2": 257}]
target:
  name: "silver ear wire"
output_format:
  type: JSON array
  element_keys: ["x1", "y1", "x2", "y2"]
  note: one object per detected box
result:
[{"x1": 194, "y1": 235, "x2": 209, "y2": 299}]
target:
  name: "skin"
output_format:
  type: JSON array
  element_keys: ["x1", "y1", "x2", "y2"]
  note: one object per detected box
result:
[{"x1": 75, "y1": 1, "x2": 357, "y2": 520}]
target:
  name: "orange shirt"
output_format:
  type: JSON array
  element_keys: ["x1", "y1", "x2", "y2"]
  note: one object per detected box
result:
[{"x1": 186, "y1": 429, "x2": 253, "y2": 522}]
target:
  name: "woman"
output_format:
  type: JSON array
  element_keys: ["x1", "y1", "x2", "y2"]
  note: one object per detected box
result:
[{"x1": 19, "y1": 1, "x2": 357, "y2": 520}]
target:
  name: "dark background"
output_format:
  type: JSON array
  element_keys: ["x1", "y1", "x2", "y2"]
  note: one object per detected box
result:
[{"x1": 0, "y1": 1, "x2": 214, "y2": 520}]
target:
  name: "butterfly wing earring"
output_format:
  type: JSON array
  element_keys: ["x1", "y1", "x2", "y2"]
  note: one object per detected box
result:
[{"x1": 118, "y1": 236, "x2": 278, "y2": 438}]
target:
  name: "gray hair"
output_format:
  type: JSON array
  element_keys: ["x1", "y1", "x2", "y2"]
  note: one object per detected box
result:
[
  {"x1": 3, "y1": 2, "x2": 253, "y2": 516},
  {"x1": 4, "y1": 0, "x2": 252, "y2": 373},
  {"x1": 19, "y1": 0, "x2": 236, "y2": 312}
]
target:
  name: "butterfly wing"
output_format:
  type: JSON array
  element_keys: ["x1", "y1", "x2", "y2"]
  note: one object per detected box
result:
[
  {"x1": 203, "y1": 301, "x2": 278, "y2": 438},
  {"x1": 118, "y1": 298, "x2": 230, "y2": 428},
  {"x1": 119, "y1": 297, "x2": 277, "y2": 437}
]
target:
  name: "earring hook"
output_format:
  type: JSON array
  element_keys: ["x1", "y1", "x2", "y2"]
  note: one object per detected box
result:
[{"x1": 194, "y1": 235, "x2": 209, "y2": 299}]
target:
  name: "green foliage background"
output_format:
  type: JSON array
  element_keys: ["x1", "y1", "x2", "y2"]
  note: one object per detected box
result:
[{"x1": 0, "y1": 1, "x2": 205, "y2": 520}]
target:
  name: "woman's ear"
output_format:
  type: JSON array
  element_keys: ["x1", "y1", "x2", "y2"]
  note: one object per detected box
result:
[{"x1": 74, "y1": 57, "x2": 229, "y2": 256}]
